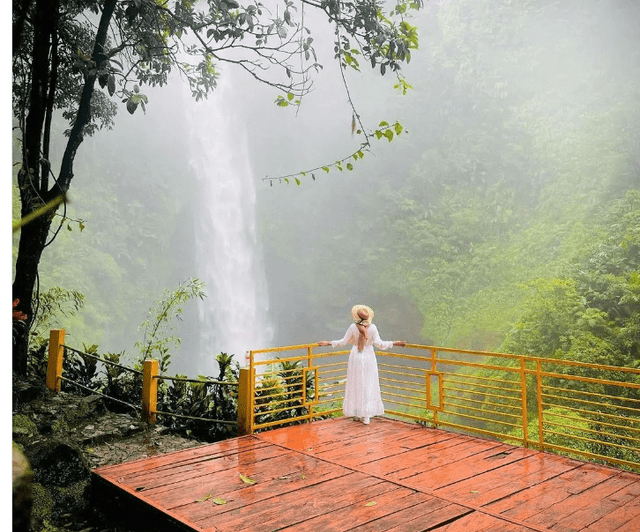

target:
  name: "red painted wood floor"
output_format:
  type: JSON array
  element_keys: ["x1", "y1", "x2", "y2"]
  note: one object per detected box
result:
[{"x1": 92, "y1": 417, "x2": 640, "y2": 532}]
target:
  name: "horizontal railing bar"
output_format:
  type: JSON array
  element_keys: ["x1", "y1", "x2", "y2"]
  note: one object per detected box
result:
[
  {"x1": 541, "y1": 393, "x2": 640, "y2": 415},
  {"x1": 430, "y1": 418, "x2": 526, "y2": 444},
  {"x1": 442, "y1": 393, "x2": 523, "y2": 413},
  {"x1": 442, "y1": 371, "x2": 521, "y2": 387},
  {"x1": 542, "y1": 402, "x2": 640, "y2": 430},
  {"x1": 155, "y1": 374, "x2": 237, "y2": 386},
  {"x1": 543, "y1": 384, "x2": 640, "y2": 405},
  {"x1": 153, "y1": 410, "x2": 237, "y2": 425},
  {"x1": 63, "y1": 346, "x2": 143, "y2": 375},
  {"x1": 543, "y1": 416, "x2": 640, "y2": 445},
  {"x1": 544, "y1": 428, "x2": 639, "y2": 454},
  {"x1": 537, "y1": 371, "x2": 640, "y2": 390},
  {"x1": 58, "y1": 376, "x2": 140, "y2": 411},
  {"x1": 442, "y1": 400, "x2": 522, "y2": 421},
  {"x1": 437, "y1": 358, "x2": 522, "y2": 374},
  {"x1": 381, "y1": 389, "x2": 426, "y2": 402},
  {"x1": 540, "y1": 442, "x2": 640, "y2": 470},
  {"x1": 439, "y1": 408, "x2": 521, "y2": 429},
  {"x1": 445, "y1": 385, "x2": 521, "y2": 404},
  {"x1": 445, "y1": 375, "x2": 521, "y2": 392}
]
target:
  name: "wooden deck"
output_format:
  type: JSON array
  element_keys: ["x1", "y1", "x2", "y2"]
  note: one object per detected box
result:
[{"x1": 92, "y1": 417, "x2": 640, "y2": 532}]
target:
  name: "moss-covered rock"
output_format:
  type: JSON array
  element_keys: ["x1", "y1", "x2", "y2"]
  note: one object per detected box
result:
[
  {"x1": 13, "y1": 414, "x2": 39, "y2": 439},
  {"x1": 30, "y1": 482, "x2": 54, "y2": 529}
]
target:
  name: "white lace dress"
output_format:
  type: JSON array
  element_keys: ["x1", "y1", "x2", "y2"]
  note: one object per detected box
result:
[{"x1": 331, "y1": 323, "x2": 393, "y2": 418}]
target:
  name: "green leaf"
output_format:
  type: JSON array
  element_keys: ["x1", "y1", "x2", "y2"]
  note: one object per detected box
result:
[
  {"x1": 364, "y1": 501, "x2": 377, "y2": 507},
  {"x1": 239, "y1": 474, "x2": 256, "y2": 485},
  {"x1": 322, "y1": 166, "x2": 330, "y2": 173},
  {"x1": 196, "y1": 494, "x2": 212, "y2": 502},
  {"x1": 212, "y1": 497, "x2": 227, "y2": 505}
]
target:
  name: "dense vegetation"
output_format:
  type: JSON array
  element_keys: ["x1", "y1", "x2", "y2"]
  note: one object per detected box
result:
[{"x1": 257, "y1": 0, "x2": 640, "y2": 366}]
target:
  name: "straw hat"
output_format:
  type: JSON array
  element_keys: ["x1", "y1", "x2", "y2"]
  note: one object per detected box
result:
[{"x1": 351, "y1": 304, "x2": 374, "y2": 325}]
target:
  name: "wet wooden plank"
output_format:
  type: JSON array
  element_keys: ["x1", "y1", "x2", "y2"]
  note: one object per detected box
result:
[
  {"x1": 580, "y1": 494, "x2": 640, "y2": 532},
  {"x1": 525, "y1": 472, "x2": 640, "y2": 531},
  {"x1": 94, "y1": 435, "x2": 264, "y2": 478},
  {"x1": 276, "y1": 484, "x2": 418, "y2": 531},
  {"x1": 193, "y1": 472, "x2": 398, "y2": 532},
  {"x1": 147, "y1": 450, "x2": 330, "y2": 508},
  {"x1": 379, "y1": 503, "x2": 474, "y2": 532},
  {"x1": 434, "y1": 452, "x2": 580, "y2": 506},
  {"x1": 392, "y1": 442, "x2": 522, "y2": 489},
  {"x1": 347, "y1": 495, "x2": 453, "y2": 532},
  {"x1": 107, "y1": 441, "x2": 288, "y2": 491},
  {"x1": 486, "y1": 462, "x2": 620, "y2": 522},
  {"x1": 358, "y1": 435, "x2": 483, "y2": 479},
  {"x1": 177, "y1": 457, "x2": 349, "y2": 522}
]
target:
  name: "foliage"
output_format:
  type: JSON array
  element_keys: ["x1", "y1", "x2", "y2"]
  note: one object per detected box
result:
[
  {"x1": 502, "y1": 190, "x2": 640, "y2": 369},
  {"x1": 28, "y1": 287, "x2": 85, "y2": 347},
  {"x1": 135, "y1": 278, "x2": 206, "y2": 373}
]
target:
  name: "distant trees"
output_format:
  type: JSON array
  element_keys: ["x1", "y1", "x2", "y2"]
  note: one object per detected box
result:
[{"x1": 12, "y1": 0, "x2": 423, "y2": 374}]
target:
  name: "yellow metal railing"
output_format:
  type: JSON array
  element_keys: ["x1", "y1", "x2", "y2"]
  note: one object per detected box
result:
[{"x1": 244, "y1": 344, "x2": 640, "y2": 471}]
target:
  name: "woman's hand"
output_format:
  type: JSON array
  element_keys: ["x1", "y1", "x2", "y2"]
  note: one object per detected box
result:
[
  {"x1": 317, "y1": 341, "x2": 331, "y2": 346},
  {"x1": 393, "y1": 341, "x2": 406, "y2": 347}
]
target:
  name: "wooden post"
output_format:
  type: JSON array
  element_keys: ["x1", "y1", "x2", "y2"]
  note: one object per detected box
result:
[
  {"x1": 237, "y1": 368, "x2": 252, "y2": 435},
  {"x1": 142, "y1": 359, "x2": 158, "y2": 424},
  {"x1": 46, "y1": 329, "x2": 65, "y2": 392}
]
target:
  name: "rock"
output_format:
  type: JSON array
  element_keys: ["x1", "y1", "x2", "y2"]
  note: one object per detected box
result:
[
  {"x1": 13, "y1": 375, "x2": 47, "y2": 410},
  {"x1": 13, "y1": 442, "x2": 33, "y2": 532},
  {"x1": 26, "y1": 439, "x2": 91, "y2": 488}
]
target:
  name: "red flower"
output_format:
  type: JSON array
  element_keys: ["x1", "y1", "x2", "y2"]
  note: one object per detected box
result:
[{"x1": 12, "y1": 299, "x2": 28, "y2": 322}]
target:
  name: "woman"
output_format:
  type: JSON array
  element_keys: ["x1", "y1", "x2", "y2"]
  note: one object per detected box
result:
[{"x1": 318, "y1": 305, "x2": 406, "y2": 424}]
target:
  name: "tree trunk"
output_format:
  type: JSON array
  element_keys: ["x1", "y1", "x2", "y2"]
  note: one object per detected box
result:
[
  {"x1": 12, "y1": 0, "x2": 57, "y2": 375},
  {"x1": 12, "y1": 0, "x2": 116, "y2": 375}
]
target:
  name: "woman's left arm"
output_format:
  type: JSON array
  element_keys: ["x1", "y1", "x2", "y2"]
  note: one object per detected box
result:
[{"x1": 371, "y1": 325, "x2": 395, "y2": 350}]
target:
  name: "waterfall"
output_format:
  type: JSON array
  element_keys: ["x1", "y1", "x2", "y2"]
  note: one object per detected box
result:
[{"x1": 185, "y1": 79, "x2": 273, "y2": 375}]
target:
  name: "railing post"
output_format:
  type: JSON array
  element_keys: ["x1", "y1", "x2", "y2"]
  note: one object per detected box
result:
[
  {"x1": 142, "y1": 359, "x2": 158, "y2": 424},
  {"x1": 536, "y1": 359, "x2": 545, "y2": 452},
  {"x1": 431, "y1": 349, "x2": 439, "y2": 428},
  {"x1": 237, "y1": 367, "x2": 252, "y2": 435},
  {"x1": 307, "y1": 346, "x2": 314, "y2": 423},
  {"x1": 520, "y1": 357, "x2": 529, "y2": 447},
  {"x1": 46, "y1": 329, "x2": 65, "y2": 392}
]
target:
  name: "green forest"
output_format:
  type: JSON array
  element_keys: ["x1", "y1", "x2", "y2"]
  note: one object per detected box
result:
[
  {"x1": 12, "y1": 0, "x2": 640, "y2": 378},
  {"x1": 257, "y1": 0, "x2": 640, "y2": 369}
]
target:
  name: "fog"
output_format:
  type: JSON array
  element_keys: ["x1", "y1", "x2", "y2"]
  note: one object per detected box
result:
[{"x1": 36, "y1": 0, "x2": 640, "y2": 377}]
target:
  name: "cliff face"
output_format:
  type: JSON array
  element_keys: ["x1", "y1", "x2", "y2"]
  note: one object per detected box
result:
[{"x1": 12, "y1": 375, "x2": 201, "y2": 532}]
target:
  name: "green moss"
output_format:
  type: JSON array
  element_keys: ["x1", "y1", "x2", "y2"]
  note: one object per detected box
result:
[
  {"x1": 13, "y1": 414, "x2": 38, "y2": 437},
  {"x1": 30, "y1": 482, "x2": 54, "y2": 525}
]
